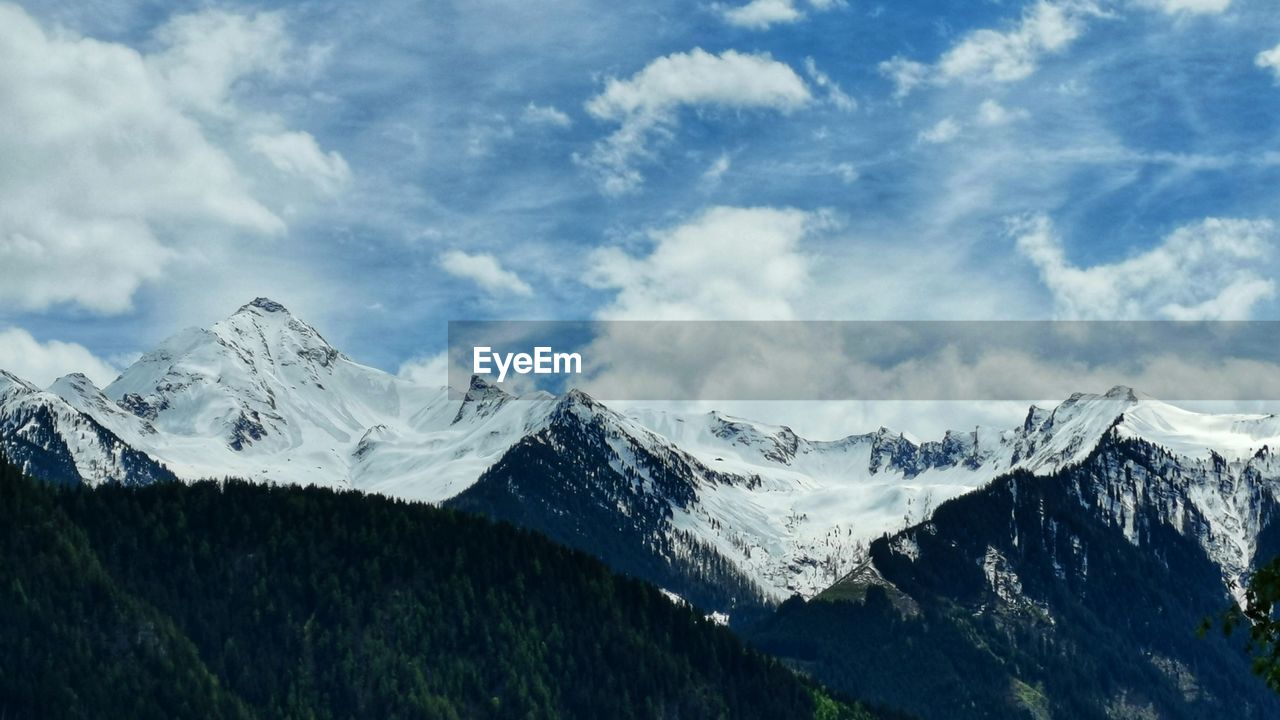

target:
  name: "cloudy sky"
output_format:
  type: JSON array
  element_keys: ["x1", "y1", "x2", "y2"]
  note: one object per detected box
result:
[{"x1": 4, "y1": 0, "x2": 1280, "y2": 407}]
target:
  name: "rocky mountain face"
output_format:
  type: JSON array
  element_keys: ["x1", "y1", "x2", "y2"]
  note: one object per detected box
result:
[
  {"x1": 749, "y1": 431, "x2": 1280, "y2": 719},
  {"x1": 0, "y1": 370, "x2": 174, "y2": 487},
  {"x1": 6, "y1": 299, "x2": 1280, "y2": 639}
]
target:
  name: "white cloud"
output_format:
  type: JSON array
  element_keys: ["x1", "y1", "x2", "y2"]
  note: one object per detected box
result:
[
  {"x1": 884, "y1": 2, "x2": 1100, "y2": 98},
  {"x1": 398, "y1": 352, "x2": 449, "y2": 387},
  {"x1": 833, "y1": 162, "x2": 859, "y2": 184},
  {"x1": 584, "y1": 49, "x2": 812, "y2": 120},
  {"x1": 919, "y1": 117, "x2": 962, "y2": 144},
  {"x1": 579, "y1": 49, "x2": 812, "y2": 194},
  {"x1": 720, "y1": 0, "x2": 803, "y2": 29},
  {"x1": 1135, "y1": 0, "x2": 1231, "y2": 15},
  {"x1": 1014, "y1": 215, "x2": 1276, "y2": 319},
  {"x1": 717, "y1": 0, "x2": 844, "y2": 30},
  {"x1": 587, "y1": 206, "x2": 821, "y2": 320},
  {"x1": 522, "y1": 102, "x2": 572, "y2": 128},
  {"x1": 250, "y1": 131, "x2": 352, "y2": 194},
  {"x1": 938, "y1": 1, "x2": 1093, "y2": 84},
  {"x1": 702, "y1": 153, "x2": 733, "y2": 185},
  {"x1": 976, "y1": 99, "x2": 1029, "y2": 125},
  {"x1": 148, "y1": 10, "x2": 290, "y2": 115},
  {"x1": 466, "y1": 114, "x2": 515, "y2": 157},
  {"x1": 0, "y1": 327, "x2": 119, "y2": 388},
  {"x1": 1257, "y1": 43, "x2": 1280, "y2": 82},
  {"x1": 879, "y1": 56, "x2": 930, "y2": 100},
  {"x1": 0, "y1": 5, "x2": 347, "y2": 315},
  {"x1": 440, "y1": 250, "x2": 534, "y2": 297},
  {"x1": 804, "y1": 57, "x2": 857, "y2": 111}
]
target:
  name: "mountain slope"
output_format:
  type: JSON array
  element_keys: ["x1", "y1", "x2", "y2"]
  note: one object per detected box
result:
[
  {"x1": 449, "y1": 390, "x2": 776, "y2": 624},
  {"x1": 95, "y1": 299, "x2": 558, "y2": 499},
  {"x1": 0, "y1": 450, "x2": 879, "y2": 720},
  {"x1": 12, "y1": 299, "x2": 1280, "y2": 624},
  {"x1": 749, "y1": 431, "x2": 1280, "y2": 719},
  {"x1": 0, "y1": 370, "x2": 176, "y2": 488},
  {"x1": 0, "y1": 449, "x2": 250, "y2": 720}
]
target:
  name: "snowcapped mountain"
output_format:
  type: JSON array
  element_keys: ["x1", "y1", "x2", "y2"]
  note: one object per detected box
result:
[
  {"x1": 0, "y1": 370, "x2": 175, "y2": 487},
  {"x1": 751, "y1": 427, "x2": 1280, "y2": 720},
  {"x1": 99, "y1": 297, "x2": 555, "y2": 499},
  {"x1": 6, "y1": 298, "x2": 1280, "y2": 618}
]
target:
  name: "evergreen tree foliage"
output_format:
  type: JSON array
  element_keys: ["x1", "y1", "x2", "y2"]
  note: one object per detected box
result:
[
  {"x1": 750, "y1": 438, "x2": 1280, "y2": 720},
  {"x1": 0, "y1": 449, "x2": 873, "y2": 720}
]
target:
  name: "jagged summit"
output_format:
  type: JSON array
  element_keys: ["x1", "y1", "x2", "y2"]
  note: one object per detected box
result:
[
  {"x1": 238, "y1": 297, "x2": 290, "y2": 314},
  {"x1": 48, "y1": 372, "x2": 99, "y2": 393},
  {"x1": 1103, "y1": 384, "x2": 1140, "y2": 401}
]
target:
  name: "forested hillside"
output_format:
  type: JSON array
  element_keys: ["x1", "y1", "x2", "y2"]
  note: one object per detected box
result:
[
  {"x1": 749, "y1": 437, "x2": 1280, "y2": 719},
  {"x1": 0, "y1": 452, "x2": 876, "y2": 720}
]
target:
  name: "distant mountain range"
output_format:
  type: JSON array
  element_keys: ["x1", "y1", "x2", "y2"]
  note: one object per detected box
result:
[{"x1": 5, "y1": 298, "x2": 1280, "y2": 716}]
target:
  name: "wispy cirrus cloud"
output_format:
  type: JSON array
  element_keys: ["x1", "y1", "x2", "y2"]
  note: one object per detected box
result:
[
  {"x1": 1134, "y1": 0, "x2": 1231, "y2": 15},
  {"x1": 577, "y1": 48, "x2": 812, "y2": 195}
]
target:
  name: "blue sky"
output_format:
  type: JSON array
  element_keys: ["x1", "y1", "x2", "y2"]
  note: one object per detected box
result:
[{"x1": 3, "y1": 0, "x2": 1280, "y2": 391}]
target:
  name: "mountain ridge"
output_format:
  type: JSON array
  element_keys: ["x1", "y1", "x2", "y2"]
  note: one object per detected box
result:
[{"x1": 6, "y1": 299, "x2": 1280, "y2": 611}]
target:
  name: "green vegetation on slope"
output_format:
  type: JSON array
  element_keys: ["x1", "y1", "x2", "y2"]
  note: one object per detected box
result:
[
  {"x1": 750, "y1": 445, "x2": 1280, "y2": 720},
  {"x1": 0, "y1": 451, "x2": 873, "y2": 720}
]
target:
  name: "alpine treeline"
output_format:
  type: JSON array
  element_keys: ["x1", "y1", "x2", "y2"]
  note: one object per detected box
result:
[{"x1": 0, "y1": 451, "x2": 875, "y2": 720}]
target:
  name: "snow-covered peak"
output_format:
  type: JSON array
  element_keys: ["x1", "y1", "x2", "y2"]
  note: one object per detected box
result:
[
  {"x1": 1117, "y1": 399, "x2": 1280, "y2": 461},
  {"x1": 237, "y1": 296, "x2": 290, "y2": 314},
  {"x1": 1011, "y1": 387, "x2": 1144, "y2": 471},
  {"x1": 48, "y1": 372, "x2": 101, "y2": 398},
  {"x1": 452, "y1": 375, "x2": 513, "y2": 424},
  {"x1": 101, "y1": 299, "x2": 438, "y2": 481},
  {"x1": 47, "y1": 373, "x2": 153, "y2": 441},
  {"x1": 0, "y1": 369, "x2": 38, "y2": 396}
]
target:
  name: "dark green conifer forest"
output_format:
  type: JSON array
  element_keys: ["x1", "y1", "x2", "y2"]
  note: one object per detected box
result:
[{"x1": 0, "y1": 451, "x2": 875, "y2": 720}]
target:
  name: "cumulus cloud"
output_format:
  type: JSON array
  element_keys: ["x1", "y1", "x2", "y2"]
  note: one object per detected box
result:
[
  {"x1": 398, "y1": 352, "x2": 450, "y2": 387},
  {"x1": 919, "y1": 117, "x2": 962, "y2": 144},
  {"x1": 0, "y1": 5, "x2": 345, "y2": 314},
  {"x1": 976, "y1": 99, "x2": 1030, "y2": 125},
  {"x1": 1135, "y1": 0, "x2": 1231, "y2": 15},
  {"x1": 588, "y1": 206, "x2": 822, "y2": 320},
  {"x1": 1257, "y1": 43, "x2": 1280, "y2": 82},
  {"x1": 522, "y1": 102, "x2": 572, "y2": 128},
  {"x1": 579, "y1": 49, "x2": 811, "y2": 195},
  {"x1": 882, "y1": 2, "x2": 1100, "y2": 98},
  {"x1": 1014, "y1": 215, "x2": 1276, "y2": 319},
  {"x1": 147, "y1": 10, "x2": 290, "y2": 115},
  {"x1": 440, "y1": 250, "x2": 534, "y2": 297},
  {"x1": 0, "y1": 327, "x2": 119, "y2": 388},
  {"x1": 250, "y1": 131, "x2": 352, "y2": 194},
  {"x1": 717, "y1": 0, "x2": 844, "y2": 30}
]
